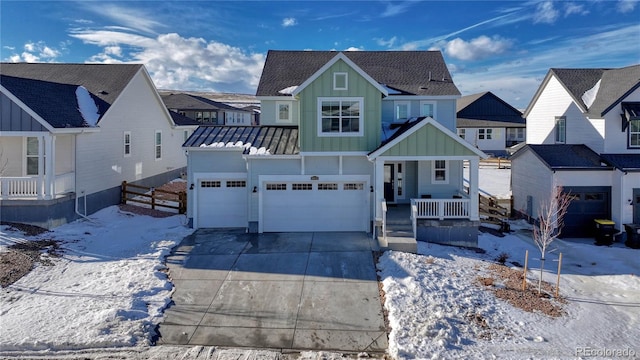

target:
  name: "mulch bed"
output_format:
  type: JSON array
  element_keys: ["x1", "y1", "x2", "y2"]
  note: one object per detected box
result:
[{"x1": 0, "y1": 237, "x2": 61, "y2": 288}]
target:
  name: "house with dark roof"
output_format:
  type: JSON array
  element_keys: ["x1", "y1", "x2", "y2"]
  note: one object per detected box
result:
[
  {"x1": 511, "y1": 64, "x2": 640, "y2": 238},
  {"x1": 183, "y1": 50, "x2": 487, "y2": 248},
  {"x1": 456, "y1": 91, "x2": 525, "y2": 156},
  {"x1": 0, "y1": 63, "x2": 198, "y2": 228},
  {"x1": 161, "y1": 93, "x2": 255, "y2": 125}
]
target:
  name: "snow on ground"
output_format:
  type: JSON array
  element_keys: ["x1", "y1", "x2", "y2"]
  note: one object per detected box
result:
[
  {"x1": 464, "y1": 165, "x2": 512, "y2": 199},
  {"x1": 0, "y1": 206, "x2": 193, "y2": 352},
  {"x1": 378, "y1": 231, "x2": 640, "y2": 359}
]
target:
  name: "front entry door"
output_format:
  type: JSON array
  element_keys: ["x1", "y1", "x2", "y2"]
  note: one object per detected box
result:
[
  {"x1": 634, "y1": 188, "x2": 640, "y2": 224},
  {"x1": 384, "y1": 164, "x2": 394, "y2": 202}
]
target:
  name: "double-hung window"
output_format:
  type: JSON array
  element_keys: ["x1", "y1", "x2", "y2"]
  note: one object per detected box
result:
[
  {"x1": 154, "y1": 130, "x2": 162, "y2": 160},
  {"x1": 478, "y1": 128, "x2": 492, "y2": 140},
  {"x1": 420, "y1": 101, "x2": 436, "y2": 118},
  {"x1": 395, "y1": 101, "x2": 410, "y2": 122},
  {"x1": 318, "y1": 97, "x2": 363, "y2": 136},
  {"x1": 555, "y1": 116, "x2": 566, "y2": 143},
  {"x1": 629, "y1": 119, "x2": 640, "y2": 147},
  {"x1": 432, "y1": 160, "x2": 448, "y2": 184},
  {"x1": 26, "y1": 137, "x2": 41, "y2": 175},
  {"x1": 124, "y1": 131, "x2": 131, "y2": 157}
]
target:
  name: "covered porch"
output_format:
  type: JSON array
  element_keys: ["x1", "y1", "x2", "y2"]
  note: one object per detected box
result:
[
  {"x1": 368, "y1": 118, "x2": 486, "y2": 248},
  {"x1": 0, "y1": 133, "x2": 76, "y2": 200}
]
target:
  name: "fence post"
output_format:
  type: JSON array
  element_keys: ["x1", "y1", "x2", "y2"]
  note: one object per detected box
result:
[
  {"x1": 121, "y1": 181, "x2": 127, "y2": 204},
  {"x1": 151, "y1": 187, "x2": 156, "y2": 210},
  {"x1": 179, "y1": 191, "x2": 186, "y2": 214}
]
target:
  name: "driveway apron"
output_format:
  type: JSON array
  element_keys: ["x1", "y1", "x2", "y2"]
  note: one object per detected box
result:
[{"x1": 158, "y1": 230, "x2": 388, "y2": 353}]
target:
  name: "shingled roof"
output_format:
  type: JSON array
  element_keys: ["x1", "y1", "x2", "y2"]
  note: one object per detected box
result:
[
  {"x1": 512, "y1": 144, "x2": 613, "y2": 170},
  {"x1": 1, "y1": 63, "x2": 142, "y2": 128},
  {"x1": 456, "y1": 91, "x2": 524, "y2": 127},
  {"x1": 183, "y1": 126, "x2": 299, "y2": 155},
  {"x1": 161, "y1": 93, "x2": 249, "y2": 112},
  {"x1": 256, "y1": 50, "x2": 460, "y2": 97}
]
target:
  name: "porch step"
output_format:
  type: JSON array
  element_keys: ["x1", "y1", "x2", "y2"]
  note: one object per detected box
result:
[{"x1": 378, "y1": 224, "x2": 417, "y2": 254}]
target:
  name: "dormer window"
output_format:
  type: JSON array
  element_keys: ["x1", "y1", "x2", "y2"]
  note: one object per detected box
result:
[
  {"x1": 333, "y1": 72, "x2": 348, "y2": 90},
  {"x1": 276, "y1": 101, "x2": 292, "y2": 123}
]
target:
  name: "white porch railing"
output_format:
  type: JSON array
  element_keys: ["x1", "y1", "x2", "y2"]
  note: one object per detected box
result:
[
  {"x1": 0, "y1": 172, "x2": 75, "y2": 199},
  {"x1": 411, "y1": 198, "x2": 470, "y2": 220}
]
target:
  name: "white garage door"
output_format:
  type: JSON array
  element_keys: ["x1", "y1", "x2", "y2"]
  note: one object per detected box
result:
[
  {"x1": 197, "y1": 178, "x2": 247, "y2": 228},
  {"x1": 262, "y1": 181, "x2": 369, "y2": 232}
]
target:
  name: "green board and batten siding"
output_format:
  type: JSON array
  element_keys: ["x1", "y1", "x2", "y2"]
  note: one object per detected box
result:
[
  {"x1": 298, "y1": 59, "x2": 382, "y2": 152},
  {"x1": 379, "y1": 123, "x2": 478, "y2": 157}
]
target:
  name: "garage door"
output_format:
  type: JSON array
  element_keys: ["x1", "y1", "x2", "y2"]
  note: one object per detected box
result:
[
  {"x1": 262, "y1": 181, "x2": 369, "y2": 232},
  {"x1": 562, "y1": 186, "x2": 611, "y2": 238},
  {"x1": 197, "y1": 178, "x2": 247, "y2": 228}
]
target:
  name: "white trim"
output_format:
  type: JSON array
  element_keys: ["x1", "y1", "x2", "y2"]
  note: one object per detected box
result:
[
  {"x1": 242, "y1": 154, "x2": 302, "y2": 160},
  {"x1": 292, "y1": 52, "x2": 388, "y2": 96},
  {"x1": 192, "y1": 172, "x2": 248, "y2": 229},
  {"x1": 317, "y1": 97, "x2": 364, "y2": 137},
  {"x1": 367, "y1": 117, "x2": 488, "y2": 160},
  {"x1": 333, "y1": 72, "x2": 348, "y2": 90},
  {"x1": 374, "y1": 155, "x2": 481, "y2": 161},
  {"x1": 384, "y1": 95, "x2": 460, "y2": 100},
  {"x1": 300, "y1": 151, "x2": 369, "y2": 156},
  {"x1": 394, "y1": 101, "x2": 411, "y2": 122},
  {"x1": 276, "y1": 101, "x2": 293, "y2": 124},
  {"x1": 257, "y1": 96, "x2": 295, "y2": 101},
  {"x1": 419, "y1": 100, "x2": 437, "y2": 118},
  {"x1": 154, "y1": 130, "x2": 162, "y2": 160}
]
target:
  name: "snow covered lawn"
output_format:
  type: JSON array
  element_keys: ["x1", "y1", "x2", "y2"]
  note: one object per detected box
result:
[
  {"x1": 378, "y1": 229, "x2": 640, "y2": 359},
  {"x1": 0, "y1": 206, "x2": 193, "y2": 352}
]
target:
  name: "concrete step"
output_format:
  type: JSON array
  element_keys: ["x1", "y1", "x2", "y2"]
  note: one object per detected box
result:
[{"x1": 377, "y1": 230, "x2": 417, "y2": 254}]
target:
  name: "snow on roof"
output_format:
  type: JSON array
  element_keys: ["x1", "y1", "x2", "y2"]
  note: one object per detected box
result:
[
  {"x1": 581, "y1": 79, "x2": 601, "y2": 109},
  {"x1": 75, "y1": 86, "x2": 100, "y2": 126},
  {"x1": 382, "y1": 84, "x2": 403, "y2": 95},
  {"x1": 198, "y1": 141, "x2": 272, "y2": 155},
  {"x1": 278, "y1": 85, "x2": 298, "y2": 95}
]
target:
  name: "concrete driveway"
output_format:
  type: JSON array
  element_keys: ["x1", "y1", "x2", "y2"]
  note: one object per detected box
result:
[{"x1": 158, "y1": 230, "x2": 388, "y2": 353}]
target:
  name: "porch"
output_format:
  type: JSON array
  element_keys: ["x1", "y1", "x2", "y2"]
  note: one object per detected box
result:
[{"x1": 0, "y1": 173, "x2": 75, "y2": 200}]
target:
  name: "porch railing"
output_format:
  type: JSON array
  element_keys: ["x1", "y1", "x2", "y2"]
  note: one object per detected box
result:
[
  {"x1": 411, "y1": 198, "x2": 470, "y2": 220},
  {"x1": 0, "y1": 172, "x2": 75, "y2": 199}
]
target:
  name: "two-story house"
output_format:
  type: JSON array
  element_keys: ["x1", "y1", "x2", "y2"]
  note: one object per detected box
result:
[
  {"x1": 183, "y1": 50, "x2": 487, "y2": 247},
  {"x1": 0, "y1": 63, "x2": 197, "y2": 228},
  {"x1": 456, "y1": 91, "x2": 525, "y2": 157},
  {"x1": 161, "y1": 93, "x2": 254, "y2": 125},
  {"x1": 511, "y1": 65, "x2": 640, "y2": 238}
]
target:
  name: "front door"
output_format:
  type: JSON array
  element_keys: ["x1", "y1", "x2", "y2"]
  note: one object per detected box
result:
[
  {"x1": 634, "y1": 188, "x2": 640, "y2": 224},
  {"x1": 384, "y1": 164, "x2": 394, "y2": 202}
]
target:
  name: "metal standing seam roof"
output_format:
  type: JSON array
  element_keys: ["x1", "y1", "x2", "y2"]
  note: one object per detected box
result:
[
  {"x1": 183, "y1": 126, "x2": 299, "y2": 155},
  {"x1": 256, "y1": 50, "x2": 460, "y2": 97},
  {"x1": 0, "y1": 63, "x2": 142, "y2": 128}
]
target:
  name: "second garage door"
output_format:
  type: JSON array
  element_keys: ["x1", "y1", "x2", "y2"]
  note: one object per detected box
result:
[
  {"x1": 197, "y1": 178, "x2": 247, "y2": 228},
  {"x1": 261, "y1": 181, "x2": 369, "y2": 232},
  {"x1": 562, "y1": 186, "x2": 611, "y2": 238}
]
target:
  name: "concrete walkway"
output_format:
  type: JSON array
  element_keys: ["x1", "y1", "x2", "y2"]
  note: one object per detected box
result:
[{"x1": 158, "y1": 230, "x2": 388, "y2": 353}]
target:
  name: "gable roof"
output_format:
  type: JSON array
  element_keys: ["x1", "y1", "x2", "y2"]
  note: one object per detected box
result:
[
  {"x1": 168, "y1": 110, "x2": 200, "y2": 126},
  {"x1": 256, "y1": 50, "x2": 460, "y2": 97},
  {"x1": 1, "y1": 63, "x2": 142, "y2": 128},
  {"x1": 599, "y1": 154, "x2": 640, "y2": 172},
  {"x1": 511, "y1": 144, "x2": 612, "y2": 170},
  {"x1": 368, "y1": 117, "x2": 487, "y2": 159},
  {"x1": 183, "y1": 125, "x2": 299, "y2": 155},
  {"x1": 161, "y1": 93, "x2": 250, "y2": 112},
  {"x1": 524, "y1": 65, "x2": 640, "y2": 117},
  {"x1": 456, "y1": 91, "x2": 524, "y2": 127}
]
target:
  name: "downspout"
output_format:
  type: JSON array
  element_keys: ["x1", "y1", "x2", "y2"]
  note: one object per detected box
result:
[{"x1": 73, "y1": 133, "x2": 96, "y2": 223}]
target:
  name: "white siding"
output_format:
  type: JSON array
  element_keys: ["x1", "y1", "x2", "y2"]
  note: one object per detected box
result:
[
  {"x1": 511, "y1": 150, "x2": 554, "y2": 219},
  {"x1": 416, "y1": 160, "x2": 463, "y2": 198},
  {"x1": 246, "y1": 158, "x2": 302, "y2": 221},
  {"x1": 0, "y1": 136, "x2": 23, "y2": 176},
  {"x1": 615, "y1": 171, "x2": 640, "y2": 225},
  {"x1": 54, "y1": 135, "x2": 74, "y2": 175},
  {"x1": 527, "y1": 76, "x2": 581, "y2": 145},
  {"x1": 75, "y1": 69, "x2": 186, "y2": 195}
]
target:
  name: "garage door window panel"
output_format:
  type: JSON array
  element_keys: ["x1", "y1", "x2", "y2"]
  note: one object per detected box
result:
[
  {"x1": 201, "y1": 180, "x2": 221, "y2": 188},
  {"x1": 293, "y1": 183, "x2": 313, "y2": 190},
  {"x1": 344, "y1": 183, "x2": 364, "y2": 190},
  {"x1": 227, "y1": 180, "x2": 246, "y2": 188},
  {"x1": 319, "y1": 183, "x2": 338, "y2": 190},
  {"x1": 266, "y1": 183, "x2": 287, "y2": 190}
]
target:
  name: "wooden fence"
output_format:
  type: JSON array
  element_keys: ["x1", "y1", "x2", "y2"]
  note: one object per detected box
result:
[{"x1": 121, "y1": 181, "x2": 186, "y2": 214}]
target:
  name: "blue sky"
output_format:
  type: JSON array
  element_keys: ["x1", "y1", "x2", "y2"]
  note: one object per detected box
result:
[{"x1": 1, "y1": 0, "x2": 639, "y2": 109}]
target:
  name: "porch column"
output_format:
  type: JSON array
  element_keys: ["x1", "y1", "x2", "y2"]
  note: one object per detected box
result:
[
  {"x1": 374, "y1": 158, "x2": 385, "y2": 220},
  {"x1": 469, "y1": 156, "x2": 480, "y2": 221},
  {"x1": 37, "y1": 136, "x2": 45, "y2": 199},
  {"x1": 46, "y1": 135, "x2": 56, "y2": 199}
]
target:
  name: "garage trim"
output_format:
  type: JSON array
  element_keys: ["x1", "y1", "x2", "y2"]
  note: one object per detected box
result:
[
  {"x1": 193, "y1": 172, "x2": 248, "y2": 229},
  {"x1": 258, "y1": 174, "x2": 371, "y2": 233}
]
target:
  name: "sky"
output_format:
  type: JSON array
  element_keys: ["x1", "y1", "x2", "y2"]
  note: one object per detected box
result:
[{"x1": 1, "y1": 0, "x2": 639, "y2": 109}]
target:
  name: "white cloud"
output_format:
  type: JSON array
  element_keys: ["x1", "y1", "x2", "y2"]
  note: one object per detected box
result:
[
  {"x1": 381, "y1": 2, "x2": 412, "y2": 17},
  {"x1": 564, "y1": 2, "x2": 589, "y2": 16},
  {"x1": 375, "y1": 36, "x2": 397, "y2": 48},
  {"x1": 344, "y1": 46, "x2": 363, "y2": 51},
  {"x1": 70, "y1": 30, "x2": 265, "y2": 93},
  {"x1": 442, "y1": 35, "x2": 513, "y2": 61},
  {"x1": 6, "y1": 41, "x2": 63, "y2": 62},
  {"x1": 81, "y1": 3, "x2": 164, "y2": 34},
  {"x1": 282, "y1": 17, "x2": 297, "y2": 27},
  {"x1": 533, "y1": 1, "x2": 559, "y2": 24},
  {"x1": 617, "y1": 0, "x2": 638, "y2": 13}
]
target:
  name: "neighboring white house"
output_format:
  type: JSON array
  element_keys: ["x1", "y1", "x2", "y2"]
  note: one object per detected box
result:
[
  {"x1": 511, "y1": 65, "x2": 640, "y2": 238},
  {"x1": 456, "y1": 91, "x2": 525, "y2": 157},
  {"x1": 184, "y1": 50, "x2": 487, "y2": 247},
  {"x1": 161, "y1": 93, "x2": 255, "y2": 126},
  {"x1": 0, "y1": 63, "x2": 198, "y2": 228}
]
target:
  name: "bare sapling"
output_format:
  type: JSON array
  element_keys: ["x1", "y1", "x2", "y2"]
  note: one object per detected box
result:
[{"x1": 533, "y1": 185, "x2": 572, "y2": 295}]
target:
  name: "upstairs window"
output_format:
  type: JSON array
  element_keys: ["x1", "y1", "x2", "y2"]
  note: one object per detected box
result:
[
  {"x1": 629, "y1": 119, "x2": 640, "y2": 147},
  {"x1": 124, "y1": 131, "x2": 131, "y2": 157},
  {"x1": 155, "y1": 130, "x2": 162, "y2": 160},
  {"x1": 395, "y1": 101, "x2": 410, "y2": 122},
  {"x1": 318, "y1": 98, "x2": 363, "y2": 136},
  {"x1": 555, "y1": 116, "x2": 566, "y2": 143},
  {"x1": 333, "y1": 72, "x2": 348, "y2": 90},
  {"x1": 277, "y1": 101, "x2": 292, "y2": 123},
  {"x1": 458, "y1": 128, "x2": 466, "y2": 139},
  {"x1": 420, "y1": 101, "x2": 435, "y2": 118}
]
